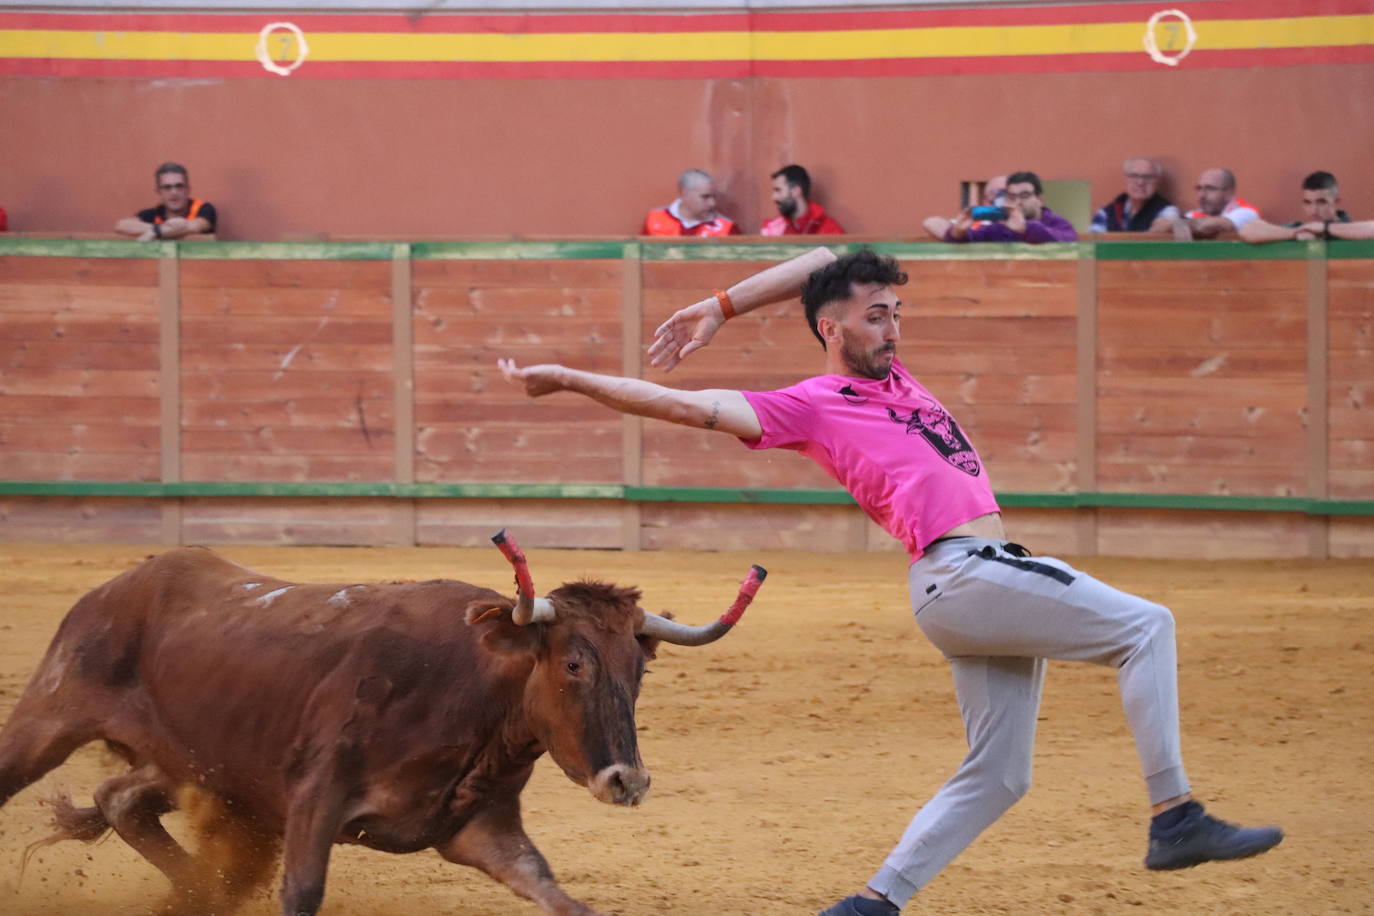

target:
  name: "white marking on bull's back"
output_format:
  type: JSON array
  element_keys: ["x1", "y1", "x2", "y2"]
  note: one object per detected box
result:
[
  {"x1": 242, "y1": 582, "x2": 263, "y2": 591},
  {"x1": 328, "y1": 586, "x2": 361, "y2": 607},
  {"x1": 255, "y1": 586, "x2": 293, "y2": 606}
]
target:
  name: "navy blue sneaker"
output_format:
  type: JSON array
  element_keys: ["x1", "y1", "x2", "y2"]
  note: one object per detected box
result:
[
  {"x1": 819, "y1": 895, "x2": 899, "y2": 916},
  {"x1": 1145, "y1": 802, "x2": 1284, "y2": 870}
]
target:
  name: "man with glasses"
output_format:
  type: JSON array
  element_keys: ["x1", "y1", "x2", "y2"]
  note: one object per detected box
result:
[
  {"x1": 1170, "y1": 168, "x2": 1259, "y2": 241},
  {"x1": 943, "y1": 171, "x2": 1077, "y2": 243},
  {"x1": 1090, "y1": 157, "x2": 1179, "y2": 233},
  {"x1": 115, "y1": 162, "x2": 217, "y2": 241}
]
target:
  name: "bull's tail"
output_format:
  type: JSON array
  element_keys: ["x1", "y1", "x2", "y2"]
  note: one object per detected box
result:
[{"x1": 18, "y1": 790, "x2": 112, "y2": 886}]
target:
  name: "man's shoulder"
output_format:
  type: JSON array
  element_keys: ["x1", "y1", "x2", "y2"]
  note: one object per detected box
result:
[
  {"x1": 136, "y1": 205, "x2": 163, "y2": 222},
  {"x1": 643, "y1": 207, "x2": 682, "y2": 235},
  {"x1": 760, "y1": 215, "x2": 788, "y2": 235}
]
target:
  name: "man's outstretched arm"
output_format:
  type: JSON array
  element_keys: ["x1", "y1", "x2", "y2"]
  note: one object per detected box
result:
[
  {"x1": 647, "y1": 245, "x2": 838, "y2": 372},
  {"x1": 498, "y1": 358, "x2": 762, "y2": 440}
]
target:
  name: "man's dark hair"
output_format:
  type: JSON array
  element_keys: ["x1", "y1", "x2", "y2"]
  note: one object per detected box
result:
[
  {"x1": 1006, "y1": 171, "x2": 1042, "y2": 195},
  {"x1": 771, "y1": 164, "x2": 812, "y2": 200},
  {"x1": 1302, "y1": 170, "x2": 1338, "y2": 192},
  {"x1": 800, "y1": 249, "x2": 908, "y2": 349},
  {"x1": 155, "y1": 162, "x2": 189, "y2": 184}
]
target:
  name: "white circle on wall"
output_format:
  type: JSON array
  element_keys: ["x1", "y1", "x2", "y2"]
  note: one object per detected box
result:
[
  {"x1": 1143, "y1": 9, "x2": 1197, "y2": 67},
  {"x1": 256, "y1": 22, "x2": 309, "y2": 77}
]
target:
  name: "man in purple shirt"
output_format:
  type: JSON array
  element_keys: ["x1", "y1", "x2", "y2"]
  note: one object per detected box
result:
[{"x1": 944, "y1": 170, "x2": 1078, "y2": 243}]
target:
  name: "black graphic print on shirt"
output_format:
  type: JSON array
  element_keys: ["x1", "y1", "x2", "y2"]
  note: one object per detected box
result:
[{"x1": 885, "y1": 401, "x2": 982, "y2": 476}]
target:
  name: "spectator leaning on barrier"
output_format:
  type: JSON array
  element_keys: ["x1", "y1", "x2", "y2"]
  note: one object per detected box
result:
[
  {"x1": 1090, "y1": 157, "x2": 1179, "y2": 233},
  {"x1": 115, "y1": 162, "x2": 217, "y2": 241},
  {"x1": 1241, "y1": 170, "x2": 1353, "y2": 244},
  {"x1": 1170, "y1": 168, "x2": 1259, "y2": 241},
  {"x1": 0, "y1": 205, "x2": 7, "y2": 232},
  {"x1": 761, "y1": 164, "x2": 845, "y2": 236},
  {"x1": 943, "y1": 171, "x2": 1078, "y2": 244},
  {"x1": 642, "y1": 169, "x2": 739, "y2": 237}
]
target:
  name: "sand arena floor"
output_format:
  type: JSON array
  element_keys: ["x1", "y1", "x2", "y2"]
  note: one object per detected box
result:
[{"x1": 0, "y1": 542, "x2": 1370, "y2": 916}]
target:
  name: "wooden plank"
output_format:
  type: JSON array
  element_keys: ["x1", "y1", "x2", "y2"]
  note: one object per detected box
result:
[
  {"x1": 1307, "y1": 254, "x2": 1329, "y2": 559},
  {"x1": 181, "y1": 343, "x2": 395, "y2": 373},
  {"x1": 1095, "y1": 462, "x2": 1305, "y2": 496},
  {"x1": 0, "y1": 284, "x2": 159, "y2": 313},
  {"x1": 640, "y1": 503, "x2": 863, "y2": 552},
  {"x1": 1076, "y1": 252, "x2": 1097, "y2": 555},
  {"x1": 416, "y1": 498, "x2": 623, "y2": 549},
  {"x1": 0, "y1": 257, "x2": 159, "y2": 284},
  {"x1": 1099, "y1": 348, "x2": 1308, "y2": 377},
  {"x1": 621, "y1": 242, "x2": 643, "y2": 551},
  {"x1": 1329, "y1": 517, "x2": 1374, "y2": 559},
  {"x1": 0, "y1": 340, "x2": 160, "y2": 370},
  {"x1": 180, "y1": 287, "x2": 392, "y2": 317},
  {"x1": 1096, "y1": 259, "x2": 1307, "y2": 291},
  {"x1": 0, "y1": 452, "x2": 161, "y2": 481},
  {"x1": 0, "y1": 369, "x2": 160, "y2": 397},
  {"x1": 181, "y1": 454, "x2": 394, "y2": 482},
  {"x1": 0, "y1": 395, "x2": 161, "y2": 423},
  {"x1": 0, "y1": 315, "x2": 161, "y2": 343},
  {"x1": 181, "y1": 317, "x2": 393, "y2": 344},
  {"x1": 178, "y1": 260, "x2": 391, "y2": 289},
  {"x1": 1095, "y1": 508, "x2": 1309, "y2": 560},
  {"x1": 0, "y1": 497, "x2": 162, "y2": 543},
  {"x1": 392, "y1": 245, "x2": 416, "y2": 546},
  {"x1": 1098, "y1": 400, "x2": 1307, "y2": 437}
]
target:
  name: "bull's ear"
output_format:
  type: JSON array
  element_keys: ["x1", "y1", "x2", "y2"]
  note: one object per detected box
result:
[
  {"x1": 464, "y1": 598, "x2": 541, "y2": 655},
  {"x1": 466, "y1": 604, "x2": 505, "y2": 625}
]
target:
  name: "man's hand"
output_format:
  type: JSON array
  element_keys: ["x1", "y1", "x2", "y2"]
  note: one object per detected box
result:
[
  {"x1": 647, "y1": 298, "x2": 725, "y2": 372},
  {"x1": 1005, "y1": 205, "x2": 1027, "y2": 236},
  {"x1": 948, "y1": 207, "x2": 974, "y2": 240},
  {"x1": 497, "y1": 358, "x2": 569, "y2": 397}
]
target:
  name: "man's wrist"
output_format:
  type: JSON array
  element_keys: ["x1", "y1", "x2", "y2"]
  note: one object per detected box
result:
[
  {"x1": 713, "y1": 289, "x2": 736, "y2": 321},
  {"x1": 152, "y1": 223, "x2": 162, "y2": 239}
]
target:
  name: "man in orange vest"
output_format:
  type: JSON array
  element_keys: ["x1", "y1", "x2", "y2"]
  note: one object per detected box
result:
[
  {"x1": 116, "y1": 162, "x2": 218, "y2": 241},
  {"x1": 642, "y1": 169, "x2": 738, "y2": 237},
  {"x1": 761, "y1": 164, "x2": 845, "y2": 236},
  {"x1": 1169, "y1": 167, "x2": 1258, "y2": 241}
]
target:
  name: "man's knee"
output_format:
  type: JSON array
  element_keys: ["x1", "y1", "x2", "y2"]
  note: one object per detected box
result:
[{"x1": 1138, "y1": 601, "x2": 1176, "y2": 641}]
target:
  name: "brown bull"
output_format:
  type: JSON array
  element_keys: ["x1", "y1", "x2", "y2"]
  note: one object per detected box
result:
[{"x1": 0, "y1": 536, "x2": 765, "y2": 915}]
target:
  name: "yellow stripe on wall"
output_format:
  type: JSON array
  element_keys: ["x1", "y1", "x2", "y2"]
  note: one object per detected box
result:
[{"x1": 1, "y1": 16, "x2": 1369, "y2": 64}]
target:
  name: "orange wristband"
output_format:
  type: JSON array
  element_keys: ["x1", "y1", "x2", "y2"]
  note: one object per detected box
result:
[{"x1": 713, "y1": 289, "x2": 736, "y2": 321}]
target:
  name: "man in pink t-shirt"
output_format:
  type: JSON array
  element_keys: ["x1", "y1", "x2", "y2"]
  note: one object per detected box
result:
[{"x1": 500, "y1": 249, "x2": 1282, "y2": 915}]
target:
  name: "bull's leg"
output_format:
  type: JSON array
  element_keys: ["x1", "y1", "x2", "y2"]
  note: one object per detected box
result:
[
  {"x1": 277, "y1": 773, "x2": 350, "y2": 916},
  {"x1": 92, "y1": 764, "x2": 191, "y2": 882},
  {"x1": 437, "y1": 796, "x2": 602, "y2": 916},
  {"x1": 0, "y1": 709, "x2": 97, "y2": 809}
]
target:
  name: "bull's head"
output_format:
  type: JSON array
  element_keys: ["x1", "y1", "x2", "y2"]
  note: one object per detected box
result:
[{"x1": 465, "y1": 530, "x2": 766, "y2": 807}]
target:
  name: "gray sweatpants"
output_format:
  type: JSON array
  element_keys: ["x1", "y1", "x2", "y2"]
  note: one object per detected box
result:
[{"x1": 869, "y1": 538, "x2": 1191, "y2": 907}]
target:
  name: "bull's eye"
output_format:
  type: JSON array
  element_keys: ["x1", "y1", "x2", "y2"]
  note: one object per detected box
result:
[{"x1": 566, "y1": 662, "x2": 582, "y2": 674}]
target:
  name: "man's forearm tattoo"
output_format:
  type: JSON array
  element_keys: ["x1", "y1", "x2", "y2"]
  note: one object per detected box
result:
[{"x1": 705, "y1": 401, "x2": 721, "y2": 429}]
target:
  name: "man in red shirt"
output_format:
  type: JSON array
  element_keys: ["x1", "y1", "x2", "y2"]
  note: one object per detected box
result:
[
  {"x1": 761, "y1": 164, "x2": 845, "y2": 236},
  {"x1": 642, "y1": 169, "x2": 739, "y2": 237}
]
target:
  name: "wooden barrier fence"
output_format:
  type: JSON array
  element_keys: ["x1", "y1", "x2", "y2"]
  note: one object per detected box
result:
[{"x1": 1, "y1": 238, "x2": 1371, "y2": 559}]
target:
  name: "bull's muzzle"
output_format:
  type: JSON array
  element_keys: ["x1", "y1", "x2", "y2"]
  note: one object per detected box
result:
[{"x1": 590, "y1": 763, "x2": 651, "y2": 806}]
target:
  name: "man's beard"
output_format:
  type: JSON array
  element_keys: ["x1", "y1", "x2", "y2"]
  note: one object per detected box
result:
[
  {"x1": 776, "y1": 196, "x2": 799, "y2": 219},
  {"x1": 840, "y1": 332, "x2": 895, "y2": 380}
]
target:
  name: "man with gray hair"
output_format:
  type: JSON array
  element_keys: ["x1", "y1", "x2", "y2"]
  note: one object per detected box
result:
[
  {"x1": 1090, "y1": 157, "x2": 1179, "y2": 233},
  {"x1": 642, "y1": 168, "x2": 739, "y2": 237},
  {"x1": 1171, "y1": 167, "x2": 1260, "y2": 240}
]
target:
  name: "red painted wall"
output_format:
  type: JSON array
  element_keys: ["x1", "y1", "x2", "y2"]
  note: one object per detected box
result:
[{"x1": 2, "y1": 63, "x2": 1370, "y2": 239}]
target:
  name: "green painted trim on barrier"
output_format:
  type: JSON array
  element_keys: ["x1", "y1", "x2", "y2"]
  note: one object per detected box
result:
[
  {"x1": 1091, "y1": 240, "x2": 1315, "y2": 260},
  {"x1": 639, "y1": 241, "x2": 1085, "y2": 262},
  {"x1": 2, "y1": 480, "x2": 1370, "y2": 518},
  {"x1": 412, "y1": 241, "x2": 627, "y2": 260},
  {"x1": 0, "y1": 239, "x2": 168, "y2": 259},
  {"x1": 4, "y1": 238, "x2": 1372, "y2": 263},
  {"x1": 176, "y1": 242, "x2": 395, "y2": 260},
  {"x1": 1327, "y1": 239, "x2": 1374, "y2": 260}
]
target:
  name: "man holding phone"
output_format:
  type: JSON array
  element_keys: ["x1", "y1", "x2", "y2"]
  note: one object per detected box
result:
[{"x1": 944, "y1": 171, "x2": 1077, "y2": 243}]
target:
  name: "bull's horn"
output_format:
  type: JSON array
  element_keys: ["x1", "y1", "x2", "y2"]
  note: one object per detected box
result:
[
  {"x1": 512, "y1": 594, "x2": 557, "y2": 626},
  {"x1": 492, "y1": 529, "x2": 556, "y2": 625},
  {"x1": 638, "y1": 565, "x2": 767, "y2": 646}
]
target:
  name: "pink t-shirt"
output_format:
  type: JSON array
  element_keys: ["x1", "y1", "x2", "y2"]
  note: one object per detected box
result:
[{"x1": 741, "y1": 358, "x2": 1000, "y2": 559}]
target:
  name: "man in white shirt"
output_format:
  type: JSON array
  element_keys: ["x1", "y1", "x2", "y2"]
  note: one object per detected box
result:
[{"x1": 1171, "y1": 168, "x2": 1260, "y2": 240}]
